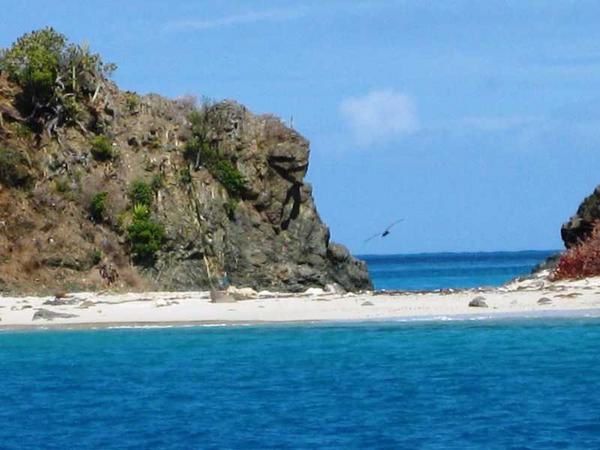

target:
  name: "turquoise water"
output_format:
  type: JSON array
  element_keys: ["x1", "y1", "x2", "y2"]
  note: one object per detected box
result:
[
  {"x1": 2, "y1": 319, "x2": 600, "y2": 449},
  {"x1": 362, "y1": 250, "x2": 557, "y2": 291}
]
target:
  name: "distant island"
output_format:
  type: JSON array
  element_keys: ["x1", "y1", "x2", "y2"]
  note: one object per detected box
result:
[{"x1": 0, "y1": 28, "x2": 371, "y2": 295}]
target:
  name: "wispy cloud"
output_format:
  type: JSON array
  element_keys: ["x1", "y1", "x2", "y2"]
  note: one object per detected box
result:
[
  {"x1": 340, "y1": 89, "x2": 419, "y2": 146},
  {"x1": 164, "y1": 8, "x2": 305, "y2": 32}
]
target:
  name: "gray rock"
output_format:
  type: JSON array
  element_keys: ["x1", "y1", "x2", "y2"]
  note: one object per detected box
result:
[
  {"x1": 32, "y1": 309, "x2": 79, "y2": 321},
  {"x1": 78, "y1": 300, "x2": 96, "y2": 309},
  {"x1": 561, "y1": 185, "x2": 600, "y2": 248},
  {"x1": 537, "y1": 297, "x2": 553, "y2": 305},
  {"x1": 210, "y1": 289, "x2": 236, "y2": 303},
  {"x1": 361, "y1": 301, "x2": 374, "y2": 306},
  {"x1": 44, "y1": 297, "x2": 78, "y2": 306},
  {"x1": 469, "y1": 296, "x2": 488, "y2": 308}
]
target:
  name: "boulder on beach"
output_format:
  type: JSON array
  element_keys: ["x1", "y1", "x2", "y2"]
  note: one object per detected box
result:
[
  {"x1": 210, "y1": 289, "x2": 236, "y2": 303},
  {"x1": 32, "y1": 309, "x2": 79, "y2": 321},
  {"x1": 469, "y1": 296, "x2": 488, "y2": 308},
  {"x1": 226, "y1": 286, "x2": 258, "y2": 301}
]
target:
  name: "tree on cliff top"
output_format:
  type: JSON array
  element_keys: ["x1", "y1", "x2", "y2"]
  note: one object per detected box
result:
[{"x1": 0, "y1": 27, "x2": 116, "y2": 134}]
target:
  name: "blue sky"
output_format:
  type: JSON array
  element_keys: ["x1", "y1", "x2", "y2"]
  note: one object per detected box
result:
[{"x1": 2, "y1": 0, "x2": 600, "y2": 254}]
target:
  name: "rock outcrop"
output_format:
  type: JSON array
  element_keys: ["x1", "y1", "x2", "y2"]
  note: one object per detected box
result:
[
  {"x1": 0, "y1": 75, "x2": 372, "y2": 294},
  {"x1": 561, "y1": 186, "x2": 600, "y2": 248}
]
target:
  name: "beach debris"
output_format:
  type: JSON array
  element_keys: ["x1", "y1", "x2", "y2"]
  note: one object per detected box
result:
[
  {"x1": 78, "y1": 300, "x2": 96, "y2": 309},
  {"x1": 537, "y1": 297, "x2": 553, "y2": 305},
  {"x1": 325, "y1": 283, "x2": 345, "y2": 294},
  {"x1": 10, "y1": 304, "x2": 32, "y2": 311},
  {"x1": 155, "y1": 299, "x2": 179, "y2": 308},
  {"x1": 44, "y1": 295, "x2": 78, "y2": 306},
  {"x1": 99, "y1": 263, "x2": 119, "y2": 285},
  {"x1": 361, "y1": 301, "x2": 374, "y2": 306},
  {"x1": 304, "y1": 287, "x2": 325, "y2": 296},
  {"x1": 32, "y1": 308, "x2": 79, "y2": 321},
  {"x1": 210, "y1": 289, "x2": 236, "y2": 303},
  {"x1": 226, "y1": 286, "x2": 258, "y2": 301},
  {"x1": 469, "y1": 296, "x2": 488, "y2": 308},
  {"x1": 555, "y1": 292, "x2": 582, "y2": 298}
]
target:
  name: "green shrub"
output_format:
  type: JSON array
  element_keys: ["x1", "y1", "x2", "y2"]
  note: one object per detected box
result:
[
  {"x1": 13, "y1": 123, "x2": 33, "y2": 139},
  {"x1": 129, "y1": 180, "x2": 153, "y2": 207},
  {"x1": 150, "y1": 174, "x2": 165, "y2": 192},
  {"x1": 89, "y1": 192, "x2": 108, "y2": 222},
  {"x1": 127, "y1": 204, "x2": 165, "y2": 264},
  {"x1": 0, "y1": 28, "x2": 116, "y2": 118},
  {"x1": 224, "y1": 198, "x2": 238, "y2": 220},
  {"x1": 90, "y1": 249, "x2": 102, "y2": 266},
  {"x1": 213, "y1": 160, "x2": 246, "y2": 197},
  {"x1": 54, "y1": 177, "x2": 71, "y2": 193},
  {"x1": 125, "y1": 92, "x2": 139, "y2": 112},
  {"x1": 0, "y1": 148, "x2": 32, "y2": 188},
  {"x1": 184, "y1": 140, "x2": 245, "y2": 197},
  {"x1": 90, "y1": 135, "x2": 114, "y2": 161},
  {"x1": 179, "y1": 168, "x2": 192, "y2": 184},
  {"x1": 0, "y1": 28, "x2": 64, "y2": 106}
]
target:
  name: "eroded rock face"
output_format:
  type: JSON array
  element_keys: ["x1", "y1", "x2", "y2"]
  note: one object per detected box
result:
[
  {"x1": 152, "y1": 102, "x2": 372, "y2": 292},
  {"x1": 561, "y1": 186, "x2": 600, "y2": 248},
  {"x1": 0, "y1": 73, "x2": 371, "y2": 293}
]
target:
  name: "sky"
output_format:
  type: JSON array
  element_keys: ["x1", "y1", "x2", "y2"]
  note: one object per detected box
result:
[{"x1": 2, "y1": 0, "x2": 600, "y2": 254}]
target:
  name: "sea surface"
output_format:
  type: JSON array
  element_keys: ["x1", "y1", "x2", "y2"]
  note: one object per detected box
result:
[
  {"x1": 361, "y1": 250, "x2": 557, "y2": 291},
  {"x1": 2, "y1": 319, "x2": 600, "y2": 449}
]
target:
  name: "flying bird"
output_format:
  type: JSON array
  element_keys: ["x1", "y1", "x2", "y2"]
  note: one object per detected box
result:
[{"x1": 364, "y1": 219, "x2": 404, "y2": 243}]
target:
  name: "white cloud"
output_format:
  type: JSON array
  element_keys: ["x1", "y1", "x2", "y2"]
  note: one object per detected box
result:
[
  {"x1": 340, "y1": 90, "x2": 419, "y2": 145},
  {"x1": 164, "y1": 8, "x2": 304, "y2": 32}
]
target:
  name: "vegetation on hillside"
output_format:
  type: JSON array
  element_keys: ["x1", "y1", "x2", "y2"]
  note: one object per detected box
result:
[
  {"x1": 0, "y1": 27, "x2": 115, "y2": 135},
  {"x1": 127, "y1": 204, "x2": 165, "y2": 265},
  {"x1": 90, "y1": 135, "x2": 115, "y2": 161},
  {"x1": 0, "y1": 147, "x2": 32, "y2": 188},
  {"x1": 184, "y1": 107, "x2": 246, "y2": 198},
  {"x1": 129, "y1": 180, "x2": 154, "y2": 207},
  {"x1": 553, "y1": 221, "x2": 600, "y2": 279}
]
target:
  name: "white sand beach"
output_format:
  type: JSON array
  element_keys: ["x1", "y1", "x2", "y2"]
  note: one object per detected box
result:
[{"x1": 1, "y1": 272, "x2": 600, "y2": 329}]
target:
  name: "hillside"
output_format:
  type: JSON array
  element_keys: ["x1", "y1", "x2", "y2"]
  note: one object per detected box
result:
[{"x1": 0, "y1": 29, "x2": 371, "y2": 294}]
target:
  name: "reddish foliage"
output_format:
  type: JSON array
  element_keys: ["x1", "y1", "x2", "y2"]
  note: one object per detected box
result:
[{"x1": 553, "y1": 221, "x2": 600, "y2": 280}]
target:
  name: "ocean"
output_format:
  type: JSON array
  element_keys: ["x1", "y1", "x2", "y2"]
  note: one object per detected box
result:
[
  {"x1": 2, "y1": 320, "x2": 600, "y2": 449},
  {"x1": 362, "y1": 250, "x2": 557, "y2": 291},
  {"x1": 3, "y1": 250, "x2": 599, "y2": 449}
]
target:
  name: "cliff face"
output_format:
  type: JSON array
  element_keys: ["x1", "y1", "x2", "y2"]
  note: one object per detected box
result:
[
  {"x1": 561, "y1": 186, "x2": 600, "y2": 248},
  {"x1": 0, "y1": 76, "x2": 372, "y2": 294}
]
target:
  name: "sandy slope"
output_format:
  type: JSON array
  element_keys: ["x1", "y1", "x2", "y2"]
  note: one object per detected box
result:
[{"x1": 1, "y1": 273, "x2": 600, "y2": 329}]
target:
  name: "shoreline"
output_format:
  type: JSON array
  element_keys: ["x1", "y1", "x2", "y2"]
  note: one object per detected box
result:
[
  {"x1": 1, "y1": 273, "x2": 600, "y2": 331},
  {"x1": 2, "y1": 308, "x2": 600, "y2": 332}
]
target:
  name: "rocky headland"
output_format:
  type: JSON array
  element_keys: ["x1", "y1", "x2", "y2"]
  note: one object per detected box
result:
[{"x1": 0, "y1": 29, "x2": 371, "y2": 295}]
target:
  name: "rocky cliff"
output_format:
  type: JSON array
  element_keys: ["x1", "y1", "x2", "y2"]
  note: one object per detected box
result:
[
  {"x1": 561, "y1": 186, "x2": 600, "y2": 248},
  {"x1": 0, "y1": 34, "x2": 371, "y2": 294}
]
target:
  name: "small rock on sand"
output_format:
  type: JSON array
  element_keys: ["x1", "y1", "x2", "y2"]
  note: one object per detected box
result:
[
  {"x1": 78, "y1": 300, "x2": 96, "y2": 309},
  {"x1": 469, "y1": 296, "x2": 488, "y2": 308},
  {"x1": 210, "y1": 289, "x2": 236, "y2": 303},
  {"x1": 32, "y1": 309, "x2": 79, "y2": 321},
  {"x1": 44, "y1": 297, "x2": 78, "y2": 306},
  {"x1": 361, "y1": 301, "x2": 374, "y2": 306},
  {"x1": 155, "y1": 299, "x2": 179, "y2": 308},
  {"x1": 537, "y1": 297, "x2": 553, "y2": 305}
]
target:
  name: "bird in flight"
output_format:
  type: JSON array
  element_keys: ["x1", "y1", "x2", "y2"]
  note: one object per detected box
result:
[{"x1": 364, "y1": 219, "x2": 404, "y2": 243}]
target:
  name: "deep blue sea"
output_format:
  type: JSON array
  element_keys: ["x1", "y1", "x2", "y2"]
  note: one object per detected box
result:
[
  {"x1": 362, "y1": 250, "x2": 557, "y2": 291},
  {"x1": 3, "y1": 250, "x2": 598, "y2": 449},
  {"x1": 2, "y1": 320, "x2": 600, "y2": 449}
]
